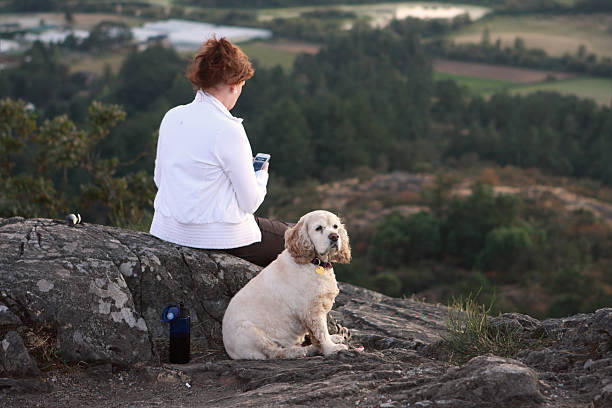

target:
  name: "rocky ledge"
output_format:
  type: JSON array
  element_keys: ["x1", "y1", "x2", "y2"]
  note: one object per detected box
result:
[{"x1": 0, "y1": 217, "x2": 610, "y2": 407}]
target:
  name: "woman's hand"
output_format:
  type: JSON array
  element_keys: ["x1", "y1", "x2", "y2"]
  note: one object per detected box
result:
[{"x1": 253, "y1": 156, "x2": 270, "y2": 172}]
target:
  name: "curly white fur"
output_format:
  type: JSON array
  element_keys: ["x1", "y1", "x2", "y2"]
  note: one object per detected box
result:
[{"x1": 222, "y1": 210, "x2": 352, "y2": 359}]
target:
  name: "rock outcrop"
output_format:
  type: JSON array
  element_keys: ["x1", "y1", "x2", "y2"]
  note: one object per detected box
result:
[
  {"x1": 1, "y1": 331, "x2": 41, "y2": 378},
  {"x1": 0, "y1": 217, "x2": 611, "y2": 408}
]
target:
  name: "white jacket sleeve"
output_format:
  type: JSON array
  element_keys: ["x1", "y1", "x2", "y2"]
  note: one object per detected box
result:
[
  {"x1": 153, "y1": 114, "x2": 168, "y2": 189},
  {"x1": 216, "y1": 123, "x2": 268, "y2": 214}
]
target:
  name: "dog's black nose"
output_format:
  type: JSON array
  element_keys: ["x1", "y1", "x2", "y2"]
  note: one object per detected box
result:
[{"x1": 329, "y1": 233, "x2": 339, "y2": 242}]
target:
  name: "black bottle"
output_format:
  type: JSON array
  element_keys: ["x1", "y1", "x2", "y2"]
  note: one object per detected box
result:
[{"x1": 168, "y1": 303, "x2": 190, "y2": 364}]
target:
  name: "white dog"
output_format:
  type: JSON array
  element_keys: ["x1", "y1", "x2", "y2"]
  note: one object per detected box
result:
[{"x1": 222, "y1": 210, "x2": 352, "y2": 360}]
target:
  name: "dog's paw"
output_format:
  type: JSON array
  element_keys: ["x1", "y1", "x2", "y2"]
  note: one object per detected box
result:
[
  {"x1": 323, "y1": 343, "x2": 348, "y2": 356},
  {"x1": 330, "y1": 334, "x2": 345, "y2": 344},
  {"x1": 334, "y1": 323, "x2": 351, "y2": 341}
]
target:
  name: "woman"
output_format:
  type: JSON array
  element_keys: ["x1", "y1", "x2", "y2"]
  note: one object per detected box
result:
[{"x1": 150, "y1": 37, "x2": 290, "y2": 267}]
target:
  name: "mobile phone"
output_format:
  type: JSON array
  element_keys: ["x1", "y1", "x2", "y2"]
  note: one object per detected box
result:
[{"x1": 253, "y1": 153, "x2": 270, "y2": 171}]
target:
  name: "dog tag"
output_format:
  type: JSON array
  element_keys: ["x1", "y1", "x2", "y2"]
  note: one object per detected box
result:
[{"x1": 315, "y1": 266, "x2": 325, "y2": 275}]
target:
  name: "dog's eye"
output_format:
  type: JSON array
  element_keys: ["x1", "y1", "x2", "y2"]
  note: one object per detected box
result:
[
  {"x1": 315, "y1": 226, "x2": 323, "y2": 232},
  {"x1": 333, "y1": 224, "x2": 338, "y2": 229}
]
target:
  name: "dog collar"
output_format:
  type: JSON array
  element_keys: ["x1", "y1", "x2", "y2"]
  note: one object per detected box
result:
[{"x1": 311, "y1": 258, "x2": 333, "y2": 275}]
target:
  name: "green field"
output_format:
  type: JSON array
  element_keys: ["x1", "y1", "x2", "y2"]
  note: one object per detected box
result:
[
  {"x1": 436, "y1": 71, "x2": 612, "y2": 106},
  {"x1": 69, "y1": 52, "x2": 130, "y2": 75},
  {"x1": 238, "y1": 41, "x2": 300, "y2": 71},
  {"x1": 450, "y1": 14, "x2": 612, "y2": 58},
  {"x1": 434, "y1": 72, "x2": 519, "y2": 94},
  {"x1": 508, "y1": 77, "x2": 612, "y2": 106}
]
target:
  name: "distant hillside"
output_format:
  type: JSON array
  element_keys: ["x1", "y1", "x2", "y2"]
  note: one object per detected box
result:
[{"x1": 263, "y1": 167, "x2": 612, "y2": 319}]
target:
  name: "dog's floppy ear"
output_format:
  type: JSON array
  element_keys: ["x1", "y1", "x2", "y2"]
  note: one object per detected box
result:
[
  {"x1": 332, "y1": 222, "x2": 351, "y2": 264},
  {"x1": 285, "y1": 218, "x2": 315, "y2": 264}
]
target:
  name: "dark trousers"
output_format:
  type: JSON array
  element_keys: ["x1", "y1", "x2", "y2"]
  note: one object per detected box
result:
[{"x1": 224, "y1": 217, "x2": 294, "y2": 267}]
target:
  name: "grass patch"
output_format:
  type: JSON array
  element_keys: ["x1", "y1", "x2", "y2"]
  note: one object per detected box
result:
[
  {"x1": 239, "y1": 41, "x2": 299, "y2": 71},
  {"x1": 68, "y1": 51, "x2": 129, "y2": 75},
  {"x1": 436, "y1": 71, "x2": 612, "y2": 106},
  {"x1": 434, "y1": 71, "x2": 518, "y2": 94},
  {"x1": 507, "y1": 77, "x2": 612, "y2": 107},
  {"x1": 443, "y1": 292, "x2": 526, "y2": 365}
]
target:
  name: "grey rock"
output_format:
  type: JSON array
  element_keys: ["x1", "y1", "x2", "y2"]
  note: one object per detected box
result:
[
  {"x1": 489, "y1": 312, "x2": 543, "y2": 336},
  {"x1": 0, "y1": 219, "x2": 152, "y2": 365},
  {"x1": 0, "y1": 304, "x2": 21, "y2": 326},
  {"x1": 593, "y1": 382, "x2": 612, "y2": 408},
  {"x1": 585, "y1": 358, "x2": 612, "y2": 372},
  {"x1": 333, "y1": 283, "x2": 449, "y2": 351},
  {"x1": 542, "y1": 308, "x2": 612, "y2": 357},
  {"x1": 179, "y1": 348, "x2": 448, "y2": 407},
  {"x1": 410, "y1": 355, "x2": 545, "y2": 404},
  {"x1": 516, "y1": 308, "x2": 612, "y2": 405},
  {"x1": 0, "y1": 217, "x2": 449, "y2": 370},
  {"x1": 0, "y1": 331, "x2": 40, "y2": 378},
  {"x1": 0, "y1": 378, "x2": 50, "y2": 393},
  {"x1": 516, "y1": 347, "x2": 572, "y2": 372}
]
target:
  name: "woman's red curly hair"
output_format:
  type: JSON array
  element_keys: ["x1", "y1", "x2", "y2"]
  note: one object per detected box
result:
[{"x1": 186, "y1": 36, "x2": 254, "y2": 90}]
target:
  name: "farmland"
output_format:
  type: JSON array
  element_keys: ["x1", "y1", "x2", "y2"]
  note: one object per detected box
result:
[
  {"x1": 434, "y1": 72, "x2": 519, "y2": 94},
  {"x1": 240, "y1": 40, "x2": 319, "y2": 70},
  {"x1": 3, "y1": 2, "x2": 610, "y2": 106},
  {"x1": 433, "y1": 59, "x2": 576, "y2": 83},
  {"x1": 0, "y1": 12, "x2": 142, "y2": 30},
  {"x1": 69, "y1": 51, "x2": 131, "y2": 75},
  {"x1": 435, "y1": 71, "x2": 612, "y2": 107},
  {"x1": 508, "y1": 77, "x2": 612, "y2": 106},
  {"x1": 450, "y1": 14, "x2": 612, "y2": 58}
]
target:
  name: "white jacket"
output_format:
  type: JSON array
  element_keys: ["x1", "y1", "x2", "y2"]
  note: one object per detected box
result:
[{"x1": 150, "y1": 90, "x2": 268, "y2": 249}]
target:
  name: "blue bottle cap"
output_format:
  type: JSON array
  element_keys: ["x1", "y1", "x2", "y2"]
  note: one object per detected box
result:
[{"x1": 161, "y1": 304, "x2": 180, "y2": 322}]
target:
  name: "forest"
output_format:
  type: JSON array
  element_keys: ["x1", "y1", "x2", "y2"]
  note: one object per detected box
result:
[{"x1": 1, "y1": 3, "x2": 611, "y2": 318}]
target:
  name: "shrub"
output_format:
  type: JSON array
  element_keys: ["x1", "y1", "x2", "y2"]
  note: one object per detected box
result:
[
  {"x1": 395, "y1": 261, "x2": 464, "y2": 294},
  {"x1": 371, "y1": 272, "x2": 403, "y2": 298},
  {"x1": 547, "y1": 294, "x2": 583, "y2": 318},
  {"x1": 475, "y1": 223, "x2": 534, "y2": 279},
  {"x1": 369, "y1": 211, "x2": 441, "y2": 268},
  {"x1": 442, "y1": 182, "x2": 519, "y2": 268}
]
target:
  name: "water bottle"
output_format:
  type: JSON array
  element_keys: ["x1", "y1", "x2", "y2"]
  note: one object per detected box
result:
[{"x1": 161, "y1": 302, "x2": 190, "y2": 364}]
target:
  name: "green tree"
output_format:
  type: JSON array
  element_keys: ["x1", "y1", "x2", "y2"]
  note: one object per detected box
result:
[
  {"x1": 442, "y1": 182, "x2": 518, "y2": 268},
  {"x1": 0, "y1": 98, "x2": 36, "y2": 178},
  {"x1": 114, "y1": 45, "x2": 187, "y2": 114},
  {"x1": 0, "y1": 98, "x2": 154, "y2": 227},
  {"x1": 257, "y1": 98, "x2": 314, "y2": 183},
  {"x1": 481, "y1": 27, "x2": 491, "y2": 47},
  {"x1": 369, "y1": 211, "x2": 441, "y2": 268},
  {"x1": 475, "y1": 223, "x2": 534, "y2": 281}
]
